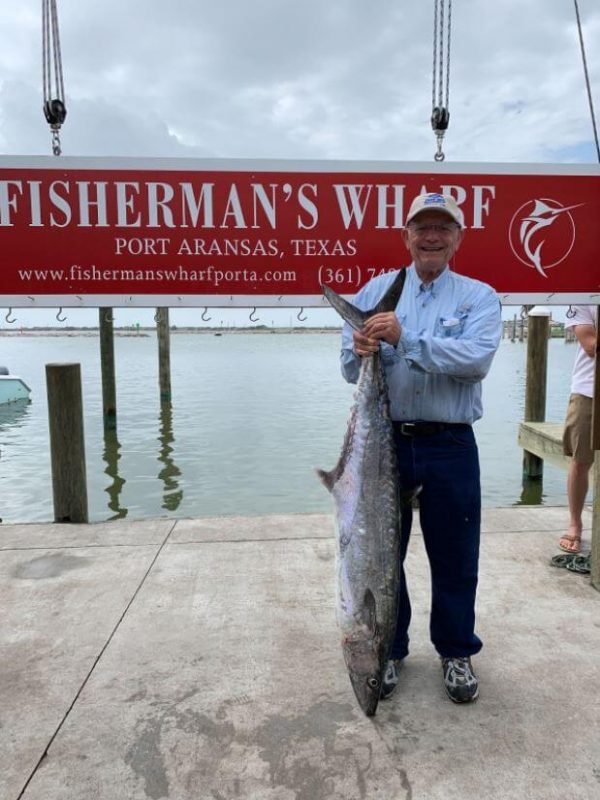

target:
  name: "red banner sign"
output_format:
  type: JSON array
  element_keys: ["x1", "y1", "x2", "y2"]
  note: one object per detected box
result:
[{"x1": 0, "y1": 156, "x2": 598, "y2": 306}]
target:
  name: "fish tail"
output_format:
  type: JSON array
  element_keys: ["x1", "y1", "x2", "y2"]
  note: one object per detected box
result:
[{"x1": 321, "y1": 268, "x2": 406, "y2": 331}]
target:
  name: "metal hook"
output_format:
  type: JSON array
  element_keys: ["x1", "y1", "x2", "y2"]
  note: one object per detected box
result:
[
  {"x1": 56, "y1": 307, "x2": 67, "y2": 322},
  {"x1": 297, "y1": 307, "x2": 307, "y2": 322},
  {"x1": 154, "y1": 310, "x2": 161, "y2": 323},
  {"x1": 104, "y1": 310, "x2": 114, "y2": 323},
  {"x1": 5, "y1": 308, "x2": 16, "y2": 324},
  {"x1": 249, "y1": 307, "x2": 259, "y2": 322},
  {"x1": 566, "y1": 305, "x2": 576, "y2": 319},
  {"x1": 201, "y1": 307, "x2": 211, "y2": 322}
]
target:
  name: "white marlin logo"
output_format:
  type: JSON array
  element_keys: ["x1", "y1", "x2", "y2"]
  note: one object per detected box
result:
[{"x1": 510, "y1": 199, "x2": 584, "y2": 278}]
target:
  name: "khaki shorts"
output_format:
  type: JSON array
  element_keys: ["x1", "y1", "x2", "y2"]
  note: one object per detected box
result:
[{"x1": 563, "y1": 394, "x2": 594, "y2": 464}]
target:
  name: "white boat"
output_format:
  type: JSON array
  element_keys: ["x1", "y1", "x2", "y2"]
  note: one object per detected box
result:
[{"x1": 0, "y1": 367, "x2": 32, "y2": 404}]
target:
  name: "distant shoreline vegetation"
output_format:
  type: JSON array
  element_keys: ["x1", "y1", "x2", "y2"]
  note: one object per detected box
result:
[
  {"x1": 0, "y1": 321, "x2": 571, "y2": 338},
  {"x1": 0, "y1": 325, "x2": 342, "y2": 336}
]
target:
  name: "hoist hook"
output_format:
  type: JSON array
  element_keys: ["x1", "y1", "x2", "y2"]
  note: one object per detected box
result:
[
  {"x1": 297, "y1": 307, "x2": 307, "y2": 322},
  {"x1": 56, "y1": 307, "x2": 67, "y2": 322},
  {"x1": 5, "y1": 308, "x2": 16, "y2": 324},
  {"x1": 432, "y1": 108, "x2": 449, "y2": 162},
  {"x1": 249, "y1": 307, "x2": 259, "y2": 322},
  {"x1": 201, "y1": 307, "x2": 211, "y2": 322},
  {"x1": 520, "y1": 305, "x2": 532, "y2": 320}
]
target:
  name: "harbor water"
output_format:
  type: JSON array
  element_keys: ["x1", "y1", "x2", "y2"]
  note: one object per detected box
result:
[{"x1": 0, "y1": 331, "x2": 577, "y2": 523}]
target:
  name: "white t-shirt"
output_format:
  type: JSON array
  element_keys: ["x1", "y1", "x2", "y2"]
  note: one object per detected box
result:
[{"x1": 566, "y1": 305, "x2": 597, "y2": 397}]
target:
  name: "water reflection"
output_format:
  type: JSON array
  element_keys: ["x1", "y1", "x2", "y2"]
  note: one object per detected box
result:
[
  {"x1": 102, "y1": 429, "x2": 127, "y2": 520},
  {"x1": 158, "y1": 402, "x2": 183, "y2": 511},
  {"x1": 515, "y1": 478, "x2": 544, "y2": 506},
  {"x1": 0, "y1": 400, "x2": 31, "y2": 431}
]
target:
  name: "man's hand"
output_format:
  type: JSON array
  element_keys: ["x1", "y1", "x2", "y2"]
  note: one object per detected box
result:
[
  {"x1": 353, "y1": 313, "x2": 402, "y2": 356},
  {"x1": 363, "y1": 313, "x2": 401, "y2": 346}
]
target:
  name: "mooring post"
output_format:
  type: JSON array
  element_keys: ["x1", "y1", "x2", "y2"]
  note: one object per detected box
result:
[
  {"x1": 46, "y1": 363, "x2": 89, "y2": 523},
  {"x1": 522, "y1": 307, "x2": 551, "y2": 479},
  {"x1": 590, "y1": 305, "x2": 600, "y2": 591},
  {"x1": 99, "y1": 307, "x2": 117, "y2": 430},
  {"x1": 157, "y1": 307, "x2": 172, "y2": 403}
]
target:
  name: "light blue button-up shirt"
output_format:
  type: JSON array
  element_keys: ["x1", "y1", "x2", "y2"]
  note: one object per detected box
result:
[{"x1": 340, "y1": 265, "x2": 502, "y2": 424}]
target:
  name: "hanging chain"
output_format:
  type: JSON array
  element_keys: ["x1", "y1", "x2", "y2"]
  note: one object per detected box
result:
[
  {"x1": 42, "y1": 0, "x2": 67, "y2": 156},
  {"x1": 573, "y1": 0, "x2": 600, "y2": 164},
  {"x1": 431, "y1": 0, "x2": 452, "y2": 162}
]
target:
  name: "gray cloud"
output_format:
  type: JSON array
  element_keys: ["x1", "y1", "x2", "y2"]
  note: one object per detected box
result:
[
  {"x1": 0, "y1": 0, "x2": 597, "y2": 161},
  {"x1": 0, "y1": 0, "x2": 597, "y2": 327}
]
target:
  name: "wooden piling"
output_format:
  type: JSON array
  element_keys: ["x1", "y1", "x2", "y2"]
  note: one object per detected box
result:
[
  {"x1": 157, "y1": 307, "x2": 171, "y2": 403},
  {"x1": 522, "y1": 308, "x2": 550, "y2": 479},
  {"x1": 99, "y1": 307, "x2": 117, "y2": 430},
  {"x1": 46, "y1": 363, "x2": 88, "y2": 523}
]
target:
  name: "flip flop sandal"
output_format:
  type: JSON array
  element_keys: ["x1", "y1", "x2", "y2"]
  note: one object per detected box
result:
[
  {"x1": 550, "y1": 553, "x2": 578, "y2": 569},
  {"x1": 566, "y1": 555, "x2": 591, "y2": 574},
  {"x1": 558, "y1": 536, "x2": 582, "y2": 554}
]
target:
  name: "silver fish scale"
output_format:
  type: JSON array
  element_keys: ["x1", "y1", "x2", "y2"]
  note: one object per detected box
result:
[{"x1": 331, "y1": 350, "x2": 400, "y2": 656}]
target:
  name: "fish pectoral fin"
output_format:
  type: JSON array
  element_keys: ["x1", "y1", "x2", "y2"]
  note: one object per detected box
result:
[
  {"x1": 315, "y1": 467, "x2": 335, "y2": 493},
  {"x1": 360, "y1": 588, "x2": 379, "y2": 636}
]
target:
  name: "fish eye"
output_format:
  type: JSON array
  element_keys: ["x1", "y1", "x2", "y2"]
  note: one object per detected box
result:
[{"x1": 367, "y1": 677, "x2": 380, "y2": 689}]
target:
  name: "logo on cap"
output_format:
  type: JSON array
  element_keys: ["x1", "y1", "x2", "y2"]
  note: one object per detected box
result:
[
  {"x1": 508, "y1": 198, "x2": 584, "y2": 278},
  {"x1": 424, "y1": 193, "x2": 446, "y2": 206}
]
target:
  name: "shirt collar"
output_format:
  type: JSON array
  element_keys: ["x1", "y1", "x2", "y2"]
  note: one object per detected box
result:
[{"x1": 408, "y1": 263, "x2": 451, "y2": 296}]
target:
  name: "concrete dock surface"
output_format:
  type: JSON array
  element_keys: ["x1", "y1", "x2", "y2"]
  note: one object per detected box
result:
[{"x1": 1, "y1": 506, "x2": 599, "y2": 800}]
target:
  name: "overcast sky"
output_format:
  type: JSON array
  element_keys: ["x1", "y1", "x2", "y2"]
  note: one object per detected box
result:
[{"x1": 0, "y1": 0, "x2": 598, "y2": 327}]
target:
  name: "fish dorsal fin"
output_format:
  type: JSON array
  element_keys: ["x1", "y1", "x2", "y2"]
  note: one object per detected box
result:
[{"x1": 321, "y1": 268, "x2": 406, "y2": 331}]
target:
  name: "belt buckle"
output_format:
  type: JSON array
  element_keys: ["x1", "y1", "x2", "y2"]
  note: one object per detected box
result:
[{"x1": 400, "y1": 422, "x2": 416, "y2": 436}]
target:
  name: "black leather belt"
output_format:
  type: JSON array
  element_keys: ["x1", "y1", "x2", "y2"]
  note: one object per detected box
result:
[{"x1": 394, "y1": 421, "x2": 471, "y2": 437}]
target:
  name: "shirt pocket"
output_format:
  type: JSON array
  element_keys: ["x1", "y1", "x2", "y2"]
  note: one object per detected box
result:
[{"x1": 435, "y1": 312, "x2": 467, "y2": 338}]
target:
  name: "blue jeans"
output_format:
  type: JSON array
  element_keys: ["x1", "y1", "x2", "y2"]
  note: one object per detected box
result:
[{"x1": 390, "y1": 425, "x2": 483, "y2": 660}]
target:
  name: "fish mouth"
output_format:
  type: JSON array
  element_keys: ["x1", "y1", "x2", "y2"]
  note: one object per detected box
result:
[{"x1": 348, "y1": 671, "x2": 382, "y2": 716}]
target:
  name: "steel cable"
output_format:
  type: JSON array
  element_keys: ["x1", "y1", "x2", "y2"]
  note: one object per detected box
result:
[
  {"x1": 573, "y1": 0, "x2": 600, "y2": 163},
  {"x1": 42, "y1": 0, "x2": 67, "y2": 156},
  {"x1": 431, "y1": 0, "x2": 452, "y2": 161}
]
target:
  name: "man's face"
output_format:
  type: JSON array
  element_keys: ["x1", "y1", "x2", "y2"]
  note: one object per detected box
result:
[{"x1": 401, "y1": 210, "x2": 464, "y2": 279}]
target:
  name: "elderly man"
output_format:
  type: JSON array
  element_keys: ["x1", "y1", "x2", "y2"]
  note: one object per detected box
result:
[{"x1": 340, "y1": 192, "x2": 502, "y2": 703}]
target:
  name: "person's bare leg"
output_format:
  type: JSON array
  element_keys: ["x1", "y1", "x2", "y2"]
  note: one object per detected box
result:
[{"x1": 559, "y1": 460, "x2": 592, "y2": 552}]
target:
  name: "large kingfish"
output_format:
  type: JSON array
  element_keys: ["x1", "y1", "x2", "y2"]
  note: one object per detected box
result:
[{"x1": 317, "y1": 269, "x2": 407, "y2": 717}]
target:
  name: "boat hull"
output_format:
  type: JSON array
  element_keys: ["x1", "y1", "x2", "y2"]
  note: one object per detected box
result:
[{"x1": 0, "y1": 376, "x2": 32, "y2": 404}]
